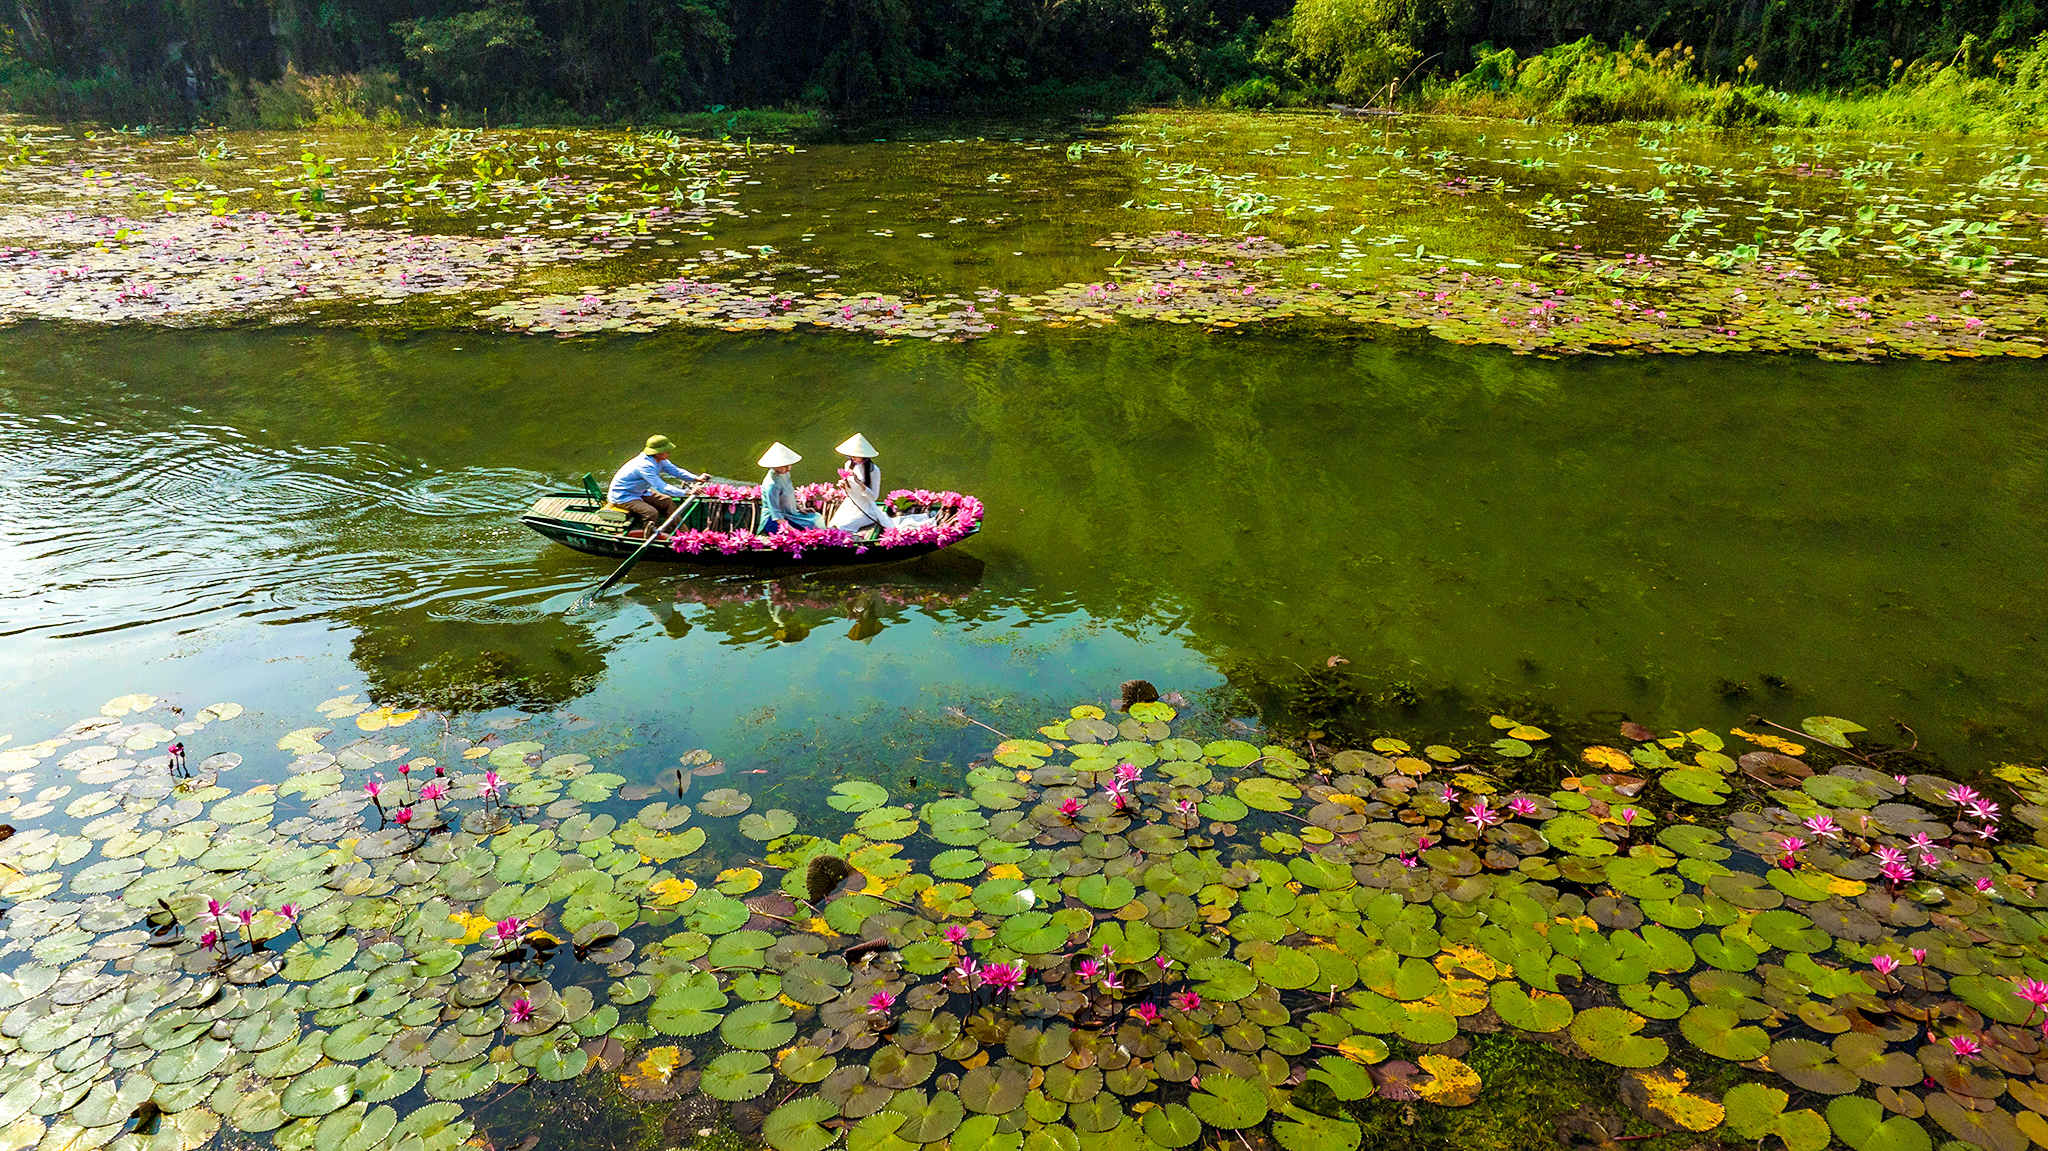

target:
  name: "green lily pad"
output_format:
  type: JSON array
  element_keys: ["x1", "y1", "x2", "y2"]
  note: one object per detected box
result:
[
  {"x1": 281, "y1": 1063, "x2": 357, "y2": 1117},
  {"x1": 1186, "y1": 1073, "x2": 1267, "y2": 1129},
  {"x1": 1567, "y1": 1007, "x2": 1666, "y2": 1067},
  {"x1": 703, "y1": 1050, "x2": 774, "y2": 1101},
  {"x1": 765, "y1": 1097, "x2": 841, "y2": 1151},
  {"x1": 1142, "y1": 1104, "x2": 1203, "y2": 1149},
  {"x1": 829, "y1": 782, "x2": 889, "y2": 813},
  {"x1": 1826, "y1": 1095, "x2": 1933, "y2": 1151},
  {"x1": 721, "y1": 1000, "x2": 796, "y2": 1050},
  {"x1": 424, "y1": 1059, "x2": 498, "y2": 1101},
  {"x1": 1679, "y1": 1004, "x2": 1769, "y2": 1060}
]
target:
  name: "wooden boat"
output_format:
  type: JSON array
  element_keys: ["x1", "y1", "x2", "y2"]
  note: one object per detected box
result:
[{"x1": 521, "y1": 476, "x2": 983, "y2": 568}]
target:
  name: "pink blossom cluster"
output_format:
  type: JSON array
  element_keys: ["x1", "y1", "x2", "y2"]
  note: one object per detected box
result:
[
  {"x1": 665, "y1": 488, "x2": 984, "y2": 558},
  {"x1": 697, "y1": 482, "x2": 760, "y2": 502}
]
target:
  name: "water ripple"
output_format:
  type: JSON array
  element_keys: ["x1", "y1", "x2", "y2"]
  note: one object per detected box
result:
[{"x1": 0, "y1": 412, "x2": 557, "y2": 639}]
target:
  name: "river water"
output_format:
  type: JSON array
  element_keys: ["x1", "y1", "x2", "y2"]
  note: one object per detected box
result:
[{"x1": 3, "y1": 315, "x2": 2044, "y2": 769}]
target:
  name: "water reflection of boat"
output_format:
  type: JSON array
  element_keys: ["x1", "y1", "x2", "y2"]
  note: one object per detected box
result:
[
  {"x1": 520, "y1": 480, "x2": 983, "y2": 569},
  {"x1": 667, "y1": 569, "x2": 983, "y2": 646}
]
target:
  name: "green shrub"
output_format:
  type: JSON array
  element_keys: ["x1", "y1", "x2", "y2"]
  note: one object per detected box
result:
[
  {"x1": 1219, "y1": 75, "x2": 1284, "y2": 106},
  {"x1": 0, "y1": 62, "x2": 187, "y2": 124},
  {"x1": 1454, "y1": 44, "x2": 1518, "y2": 92},
  {"x1": 1696, "y1": 84, "x2": 1782, "y2": 127}
]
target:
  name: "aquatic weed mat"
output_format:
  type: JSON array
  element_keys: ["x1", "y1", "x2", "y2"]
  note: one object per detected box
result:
[
  {"x1": 0, "y1": 115, "x2": 2040, "y2": 358},
  {"x1": 5, "y1": 692, "x2": 2048, "y2": 1151}
]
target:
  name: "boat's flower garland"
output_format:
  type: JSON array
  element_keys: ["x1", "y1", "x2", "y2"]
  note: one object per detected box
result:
[
  {"x1": 696, "y1": 481, "x2": 763, "y2": 502},
  {"x1": 882, "y1": 489, "x2": 984, "y2": 547},
  {"x1": 664, "y1": 488, "x2": 982, "y2": 557}
]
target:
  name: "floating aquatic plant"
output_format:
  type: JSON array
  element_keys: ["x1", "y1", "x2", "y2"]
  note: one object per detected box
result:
[{"x1": 1, "y1": 692, "x2": 2047, "y2": 1151}]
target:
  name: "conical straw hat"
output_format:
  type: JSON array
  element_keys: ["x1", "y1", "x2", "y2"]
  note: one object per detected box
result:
[
  {"x1": 835, "y1": 433, "x2": 879, "y2": 458},
  {"x1": 758, "y1": 442, "x2": 802, "y2": 468}
]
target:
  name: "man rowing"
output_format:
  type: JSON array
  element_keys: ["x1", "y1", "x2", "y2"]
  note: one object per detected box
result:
[{"x1": 609, "y1": 435, "x2": 701, "y2": 538}]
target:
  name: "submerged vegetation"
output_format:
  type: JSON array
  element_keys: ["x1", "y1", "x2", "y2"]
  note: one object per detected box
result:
[{"x1": 5, "y1": 691, "x2": 2048, "y2": 1151}]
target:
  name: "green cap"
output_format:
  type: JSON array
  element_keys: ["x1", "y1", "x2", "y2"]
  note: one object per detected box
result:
[{"x1": 645, "y1": 435, "x2": 677, "y2": 454}]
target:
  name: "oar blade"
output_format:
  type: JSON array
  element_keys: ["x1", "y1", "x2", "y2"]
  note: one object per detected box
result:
[{"x1": 565, "y1": 495, "x2": 696, "y2": 613}]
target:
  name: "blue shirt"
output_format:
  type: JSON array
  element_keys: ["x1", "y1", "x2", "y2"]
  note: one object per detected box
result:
[
  {"x1": 761, "y1": 471, "x2": 821, "y2": 528},
  {"x1": 608, "y1": 454, "x2": 697, "y2": 503}
]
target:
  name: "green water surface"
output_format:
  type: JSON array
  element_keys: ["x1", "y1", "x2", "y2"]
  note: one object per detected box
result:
[{"x1": 2, "y1": 317, "x2": 2044, "y2": 769}]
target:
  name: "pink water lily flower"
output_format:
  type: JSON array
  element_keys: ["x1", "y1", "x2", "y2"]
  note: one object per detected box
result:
[
  {"x1": 491, "y1": 917, "x2": 523, "y2": 943},
  {"x1": 953, "y1": 959, "x2": 982, "y2": 988},
  {"x1": 1058, "y1": 797, "x2": 1083, "y2": 818},
  {"x1": 1912, "y1": 948, "x2": 1927, "y2": 964},
  {"x1": 363, "y1": 778, "x2": 382, "y2": 800},
  {"x1": 276, "y1": 904, "x2": 299, "y2": 923},
  {"x1": 237, "y1": 909, "x2": 255, "y2": 930},
  {"x1": 1134, "y1": 1002, "x2": 1161, "y2": 1025},
  {"x1": 1950, "y1": 1035, "x2": 1982, "y2": 1058},
  {"x1": 1977, "y1": 877, "x2": 1997, "y2": 894},
  {"x1": 1464, "y1": 800, "x2": 1502, "y2": 830},
  {"x1": 983, "y1": 961, "x2": 1025, "y2": 994},
  {"x1": 206, "y1": 899, "x2": 226, "y2": 919},
  {"x1": 1780, "y1": 836, "x2": 1807, "y2": 854},
  {"x1": 867, "y1": 991, "x2": 896, "y2": 1015},
  {"x1": 1942, "y1": 785, "x2": 1982, "y2": 807},
  {"x1": 481, "y1": 771, "x2": 502, "y2": 797},
  {"x1": 509, "y1": 998, "x2": 535, "y2": 1025},
  {"x1": 419, "y1": 781, "x2": 446, "y2": 803},
  {"x1": 1100, "y1": 972, "x2": 1123, "y2": 993},
  {"x1": 1077, "y1": 958, "x2": 1101, "y2": 980},
  {"x1": 1437, "y1": 784, "x2": 1458, "y2": 804},
  {"x1": 1114, "y1": 762, "x2": 1140, "y2": 783},
  {"x1": 1874, "y1": 846, "x2": 1908, "y2": 867},
  {"x1": 394, "y1": 806, "x2": 413, "y2": 825},
  {"x1": 199, "y1": 929, "x2": 220, "y2": 951},
  {"x1": 1977, "y1": 824, "x2": 2002, "y2": 842},
  {"x1": 1881, "y1": 861, "x2": 1915, "y2": 884},
  {"x1": 1967, "y1": 799, "x2": 2001, "y2": 823},
  {"x1": 1171, "y1": 990, "x2": 1201, "y2": 1012},
  {"x1": 1803, "y1": 815, "x2": 1840, "y2": 840},
  {"x1": 2015, "y1": 979, "x2": 2048, "y2": 1009},
  {"x1": 1505, "y1": 796, "x2": 1539, "y2": 818},
  {"x1": 944, "y1": 925, "x2": 969, "y2": 945},
  {"x1": 1872, "y1": 955, "x2": 1899, "y2": 974},
  {"x1": 1177, "y1": 798, "x2": 1196, "y2": 816},
  {"x1": 1619, "y1": 808, "x2": 1639, "y2": 826},
  {"x1": 1154, "y1": 955, "x2": 1173, "y2": 974}
]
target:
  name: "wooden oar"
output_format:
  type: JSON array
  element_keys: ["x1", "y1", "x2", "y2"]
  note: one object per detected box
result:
[{"x1": 570, "y1": 495, "x2": 694, "y2": 611}]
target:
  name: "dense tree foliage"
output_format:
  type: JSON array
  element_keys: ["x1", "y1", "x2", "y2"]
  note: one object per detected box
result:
[{"x1": 0, "y1": 0, "x2": 2041, "y2": 121}]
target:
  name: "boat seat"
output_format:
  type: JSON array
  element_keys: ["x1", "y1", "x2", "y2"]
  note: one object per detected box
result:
[
  {"x1": 572, "y1": 473, "x2": 631, "y2": 525},
  {"x1": 529, "y1": 495, "x2": 628, "y2": 534}
]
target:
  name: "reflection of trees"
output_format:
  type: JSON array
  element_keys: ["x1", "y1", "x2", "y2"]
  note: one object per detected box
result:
[{"x1": 347, "y1": 607, "x2": 613, "y2": 712}]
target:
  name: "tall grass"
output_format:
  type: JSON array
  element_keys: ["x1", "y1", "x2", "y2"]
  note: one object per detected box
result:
[{"x1": 1408, "y1": 34, "x2": 2048, "y2": 135}]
